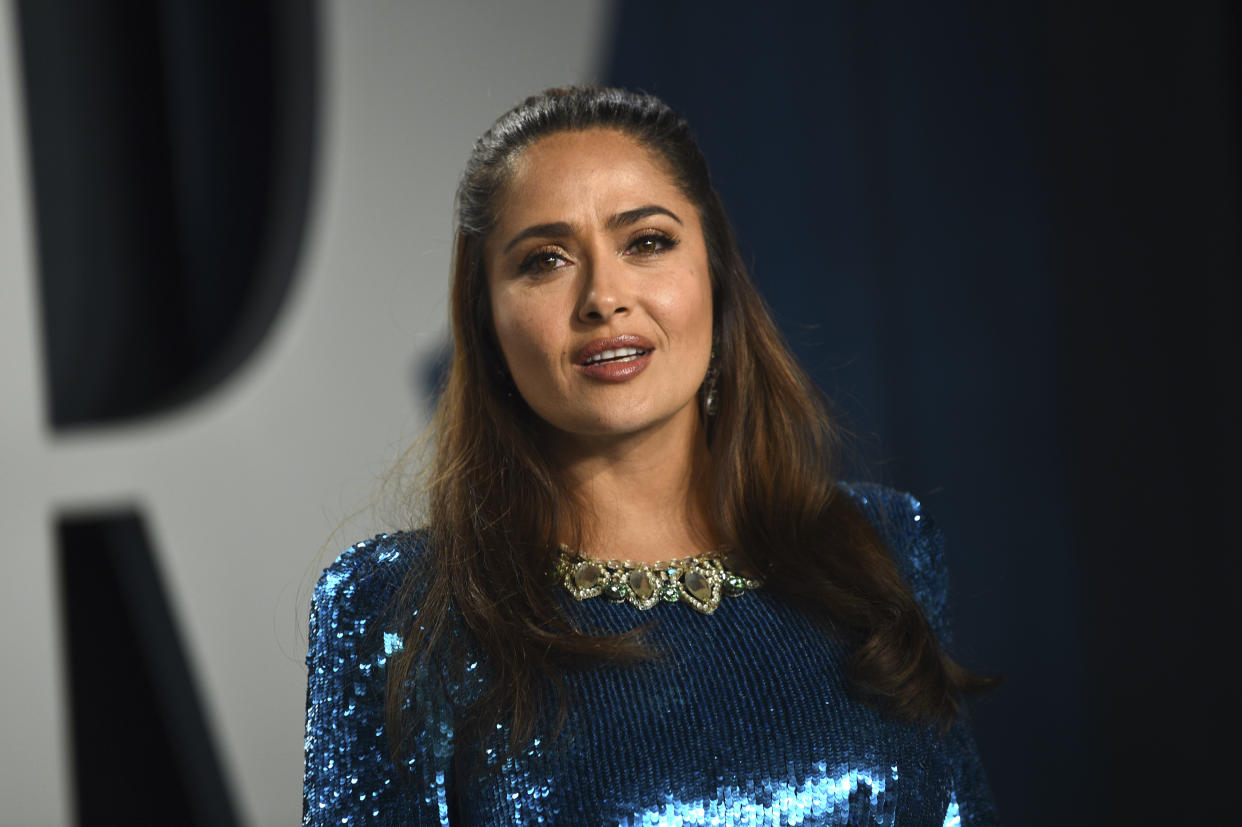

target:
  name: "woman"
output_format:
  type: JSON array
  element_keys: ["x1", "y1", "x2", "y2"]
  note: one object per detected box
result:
[{"x1": 303, "y1": 87, "x2": 998, "y2": 826}]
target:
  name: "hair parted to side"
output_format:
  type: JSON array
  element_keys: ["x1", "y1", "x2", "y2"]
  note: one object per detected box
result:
[{"x1": 387, "y1": 86, "x2": 993, "y2": 759}]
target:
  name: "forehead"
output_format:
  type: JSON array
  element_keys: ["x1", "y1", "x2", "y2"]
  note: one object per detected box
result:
[{"x1": 495, "y1": 129, "x2": 685, "y2": 223}]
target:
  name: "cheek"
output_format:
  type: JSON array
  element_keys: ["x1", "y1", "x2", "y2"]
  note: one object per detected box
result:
[
  {"x1": 491, "y1": 292, "x2": 557, "y2": 375},
  {"x1": 665, "y1": 270, "x2": 714, "y2": 342}
]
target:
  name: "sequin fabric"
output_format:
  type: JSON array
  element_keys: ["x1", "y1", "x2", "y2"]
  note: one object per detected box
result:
[{"x1": 303, "y1": 484, "x2": 1000, "y2": 825}]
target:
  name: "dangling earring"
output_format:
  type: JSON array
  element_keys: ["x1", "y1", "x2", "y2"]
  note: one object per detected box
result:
[
  {"x1": 496, "y1": 362, "x2": 515, "y2": 399},
  {"x1": 702, "y1": 345, "x2": 719, "y2": 417}
]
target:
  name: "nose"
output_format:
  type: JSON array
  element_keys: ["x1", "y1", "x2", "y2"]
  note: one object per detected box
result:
[{"x1": 576, "y1": 254, "x2": 631, "y2": 323}]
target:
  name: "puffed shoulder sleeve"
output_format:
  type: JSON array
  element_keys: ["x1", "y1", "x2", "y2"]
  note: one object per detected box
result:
[
  {"x1": 840, "y1": 484, "x2": 1001, "y2": 827},
  {"x1": 303, "y1": 534, "x2": 454, "y2": 826}
]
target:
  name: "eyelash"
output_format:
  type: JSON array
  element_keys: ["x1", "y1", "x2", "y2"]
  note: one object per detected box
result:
[{"x1": 516, "y1": 231, "x2": 679, "y2": 275}]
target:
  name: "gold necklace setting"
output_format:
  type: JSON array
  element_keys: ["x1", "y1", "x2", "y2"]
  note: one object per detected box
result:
[{"x1": 553, "y1": 545, "x2": 761, "y2": 614}]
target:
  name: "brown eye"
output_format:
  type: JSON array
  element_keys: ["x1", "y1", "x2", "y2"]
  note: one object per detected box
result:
[
  {"x1": 628, "y1": 233, "x2": 676, "y2": 256},
  {"x1": 518, "y1": 249, "x2": 568, "y2": 275}
]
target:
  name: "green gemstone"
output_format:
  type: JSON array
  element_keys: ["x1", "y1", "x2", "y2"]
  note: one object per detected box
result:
[
  {"x1": 659, "y1": 584, "x2": 680, "y2": 602},
  {"x1": 722, "y1": 576, "x2": 746, "y2": 597},
  {"x1": 603, "y1": 581, "x2": 628, "y2": 601}
]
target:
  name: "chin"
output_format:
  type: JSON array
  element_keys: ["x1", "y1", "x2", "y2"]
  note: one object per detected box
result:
[
  {"x1": 559, "y1": 404, "x2": 700, "y2": 441},
  {"x1": 563, "y1": 417, "x2": 654, "y2": 438}
]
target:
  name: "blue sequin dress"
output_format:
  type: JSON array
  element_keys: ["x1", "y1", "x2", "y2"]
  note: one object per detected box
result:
[{"x1": 303, "y1": 484, "x2": 999, "y2": 825}]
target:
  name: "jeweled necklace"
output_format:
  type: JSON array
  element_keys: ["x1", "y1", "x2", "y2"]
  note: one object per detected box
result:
[{"x1": 553, "y1": 545, "x2": 761, "y2": 614}]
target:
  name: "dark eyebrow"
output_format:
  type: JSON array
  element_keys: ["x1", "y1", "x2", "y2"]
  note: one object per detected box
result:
[
  {"x1": 500, "y1": 205, "x2": 683, "y2": 255},
  {"x1": 605, "y1": 204, "x2": 683, "y2": 230},
  {"x1": 502, "y1": 221, "x2": 576, "y2": 255}
]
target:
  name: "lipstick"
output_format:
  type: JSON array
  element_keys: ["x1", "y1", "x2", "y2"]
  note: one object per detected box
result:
[{"x1": 575, "y1": 335, "x2": 654, "y2": 382}]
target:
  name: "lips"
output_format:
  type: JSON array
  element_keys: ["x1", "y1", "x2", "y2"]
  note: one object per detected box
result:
[{"x1": 575, "y1": 334, "x2": 654, "y2": 382}]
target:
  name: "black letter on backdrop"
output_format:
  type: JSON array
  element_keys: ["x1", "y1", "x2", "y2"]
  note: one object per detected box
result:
[{"x1": 17, "y1": 0, "x2": 317, "y2": 821}]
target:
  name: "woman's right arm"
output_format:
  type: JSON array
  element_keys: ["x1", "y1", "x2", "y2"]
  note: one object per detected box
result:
[{"x1": 303, "y1": 536, "x2": 455, "y2": 826}]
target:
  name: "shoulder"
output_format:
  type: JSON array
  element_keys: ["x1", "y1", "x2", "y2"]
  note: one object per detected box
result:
[
  {"x1": 836, "y1": 482, "x2": 951, "y2": 640},
  {"x1": 836, "y1": 482, "x2": 941, "y2": 548},
  {"x1": 310, "y1": 530, "x2": 430, "y2": 631},
  {"x1": 303, "y1": 532, "x2": 438, "y2": 822}
]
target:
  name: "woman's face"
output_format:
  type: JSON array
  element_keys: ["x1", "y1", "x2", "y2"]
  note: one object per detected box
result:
[{"x1": 484, "y1": 128, "x2": 714, "y2": 444}]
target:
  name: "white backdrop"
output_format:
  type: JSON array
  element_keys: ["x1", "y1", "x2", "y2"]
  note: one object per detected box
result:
[{"x1": 0, "y1": 2, "x2": 615, "y2": 823}]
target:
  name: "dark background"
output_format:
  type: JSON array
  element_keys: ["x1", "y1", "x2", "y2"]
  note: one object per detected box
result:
[
  {"x1": 608, "y1": 2, "x2": 1239, "y2": 824},
  {"x1": 18, "y1": 1, "x2": 1239, "y2": 824}
]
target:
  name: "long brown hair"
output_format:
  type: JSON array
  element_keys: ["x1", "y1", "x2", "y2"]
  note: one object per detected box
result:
[{"x1": 387, "y1": 87, "x2": 990, "y2": 756}]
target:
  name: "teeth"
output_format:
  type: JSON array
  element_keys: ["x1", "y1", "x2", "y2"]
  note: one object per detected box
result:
[{"x1": 585, "y1": 347, "x2": 645, "y2": 365}]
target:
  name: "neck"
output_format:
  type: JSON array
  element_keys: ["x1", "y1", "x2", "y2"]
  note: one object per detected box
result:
[{"x1": 548, "y1": 408, "x2": 717, "y2": 564}]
